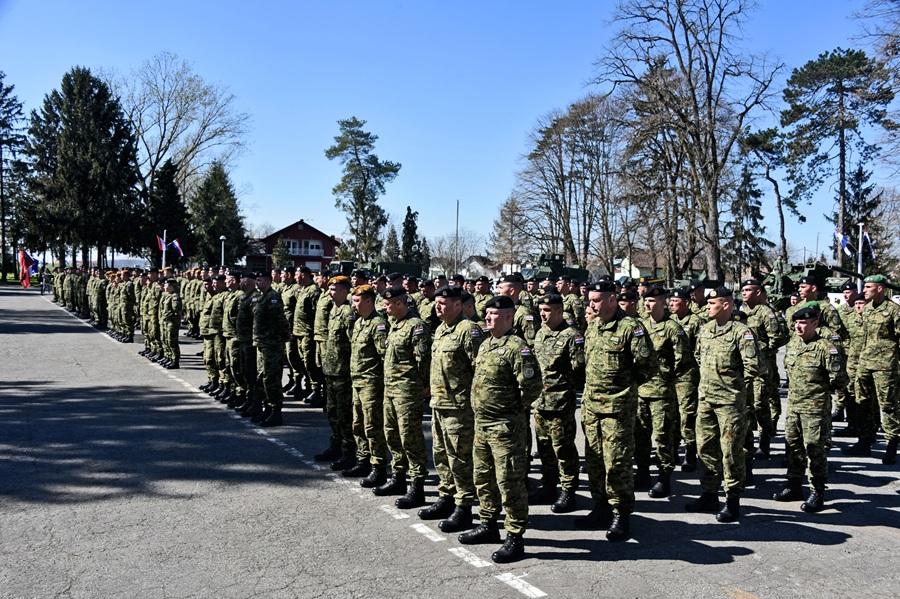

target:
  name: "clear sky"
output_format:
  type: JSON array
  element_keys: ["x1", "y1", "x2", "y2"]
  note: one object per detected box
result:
[{"x1": 0, "y1": 0, "x2": 877, "y2": 261}]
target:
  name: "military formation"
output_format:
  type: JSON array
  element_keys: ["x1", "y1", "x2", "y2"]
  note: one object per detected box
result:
[{"x1": 48, "y1": 265, "x2": 900, "y2": 563}]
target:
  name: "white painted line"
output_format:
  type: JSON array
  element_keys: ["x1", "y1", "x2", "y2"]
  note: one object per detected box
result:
[
  {"x1": 312, "y1": 464, "x2": 326, "y2": 471},
  {"x1": 303, "y1": 460, "x2": 315, "y2": 466},
  {"x1": 378, "y1": 505, "x2": 410, "y2": 520},
  {"x1": 448, "y1": 547, "x2": 492, "y2": 568},
  {"x1": 495, "y1": 574, "x2": 547, "y2": 598},
  {"x1": 410, "y1": 523, "x2": 446, "y2": 542}
]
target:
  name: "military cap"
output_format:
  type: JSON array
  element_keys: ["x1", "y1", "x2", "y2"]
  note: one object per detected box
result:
[
  {"x1": 707, "y1": 286, "x2": 733, "y2": 299},
  {"x1": 792, "y1": 304, "x2": 821, "y2": 321},
  {"x1": 797, "y1": 275, "x2": 819, "y2": 286},
  {"x1": 864, "y1": 274, "x2": 888, "y2": 284},
  {"x1": 477, "y1": 275, "x2": 490, "y2": 283},
  {"x1": 671, "y1": 287, "x2": 691, "y2": 300},
  {"x1": 590, "y1": 280, "x2": 617, "y2": 293},
  {"x1": 642, "y1": 286, "x2": 666, "y2": 298},
  {"x1": 149, "y1": 267, "x2": 159, "y2": 274},
  {"x1": 638, "y1": 276, "x2": 655, "y2": 285},
  {"x1": 840, "y1": 281, "x2": 857, "y2": 292},
  {"x1": 329, "y1": 275, "x2": 351, "y2": 287},
  {"x1": 404, "y1": 275, "x2": 419, "y2": 284},
  {"x1": 484, "y1": 295, "x2": 515, "y2": 310},
  {"x1": 382, "y1": 286, "x2": 407, "y2": 299},
  {"x1": 460, "y1": 291, "x2": 474, "y2": 303},
  {"x1": 351, "y1": 268, "x2": 365, "y2": 277},
  {"x1": 387, "y1": 272, "x2": 403, "y2": 281},
  {"x1": 298, "y1": 266, "x2": 312, "y2": 275},
  {"x1": 618, "y1": 289, "x2": 638, "y2": 302},
  {"x1": 215, "y1": 274, "x2": 226, "y2": 282},
  {"x1": 421, "y1": 278, "x2": 435, "y2": 288},
  {"x1": 498, "y1": 273, "x2": 524, "y2": 284},
  {"x1": 688, "y1": 280, "x2": 704, "y2": 292},
  {"x1": 853, "y1": 296, "x2": 867, "y2": 304},
  {"x1": 732, "y1": 310, "x2": 748, "y2": 323},
  {"x1": 559, "y1": 275, "x2": 572, "y2": 283},
  {"x1": 255, "y1": 271, "x2": 271, "y2": 279},
  {"x1": 524, "y1": 276, "x2": 536, "y2": 283},
  {"x1": 352, "y1": 284, "x2": 376, "y2": 298},
  {"x1": 598, "y1": 274, "x2": 613, "y2": 282},
  {"x1": 435, "y1": 285, "x2": 462, "y2": 299},
  {"x1": 544, "y1": 275, "x2": 558, "y2": 283},
  {"x1": 539, "y1": 293, "x2": 564, "y2": 306},
  {"x1": 465, "y1": 278, "x2": 475, "y2": 284},
  {"x1": 230, "y1": 270, "x2": 243, "y2": 279},
  {"x1": 375, "y1": 274, "x2": 387, "y2": 283},
  {"x1": 282, "y1": 266, "x2": 296, "y2": 274},
  {"x1": 740, "y1": 278, "x2": 762, "y2": 288},
  {"x1": 451, "y1": 274, "x2": 465, "y2": 283},
  {"x1": 203, "y1": 276, "x2": 214, "y2": 283},
  {"x1": 240, "y1": 271, "x2": 253, "y2": 279}
]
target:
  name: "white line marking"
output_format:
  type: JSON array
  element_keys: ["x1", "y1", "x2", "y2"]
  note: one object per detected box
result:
[
  {"x1": 312, "y1": 464, "x2": 326, "y2": 471},
  {"x1": 378, "y1": 505, "x2": 410, "y2": 520},
  {"x1": 495, "y1": 573, "x2": 547, "y2": 598},
  {"x1": 448, "y1": 547, "x2": 492, "y2": 568},
  {"x1": 410, "y1": 523, "x2": 446, "y2": 542}
]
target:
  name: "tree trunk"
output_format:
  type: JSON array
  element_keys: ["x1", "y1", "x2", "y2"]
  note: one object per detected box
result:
[
  {"x1": 704, "y1": 189, "x2": 724, "y2": 282},
  {"x1": 836, "y1": 83, "x2": 847, "y2": 267},
  {"x1": 763, "y1": 163, "x2": 788, "y2": 261},
  {"x1": 1, "y1": 144, "x2": 6, "y2": 283}
]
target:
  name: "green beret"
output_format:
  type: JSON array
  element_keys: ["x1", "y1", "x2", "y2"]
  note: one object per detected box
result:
[{"x1": 864, "y1": 274, "x2": 887, "y2": 284}]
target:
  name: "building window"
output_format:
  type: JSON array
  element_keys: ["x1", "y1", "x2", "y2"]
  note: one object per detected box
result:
[{"x1": 285, "y1": 239, "x2": 301, "y2": 255}]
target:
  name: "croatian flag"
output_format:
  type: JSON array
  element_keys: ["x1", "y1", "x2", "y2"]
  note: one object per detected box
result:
[
  {"x1": 156, "y1": 235, "x2": 166, "y2": 251},
  {"x1": 171, "y1": 239, "x2": 184, "y2": 257},
  {"x1": 18, "y1": 249, "x2": 35, "y2": 288},
  {"x1": 863, "y1": 231, "x2": 877, "y2": 260}
]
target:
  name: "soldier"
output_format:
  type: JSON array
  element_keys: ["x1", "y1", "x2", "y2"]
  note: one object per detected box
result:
[
  {"x1": 530, "y1": 293, "x2": 585, "y2": 513},
  {"x1": 617, "y1": 288, "x2": 639, "y2": 317},
  {"x1": 198, "y1": 278, "x2": 220, "y2": 393},
  {"x1": 345, "y1": 284, "x2": 389, "y2": 486},
  {"x1": 291, "y1": 266, "x2": 318, "y2": 401},
  {"x1": 773, "y1": 304, "x2": 845, "y2": 512},
  {"x1": 637, "y1": 286, "x2": 689, "y2": 498},
  {"x1": 473, "y1": 275, "x2": 493, "y2": 320},
  {"x1": 373, "y1": 274, "x2": 388, "y2": 297},
  {"x1": 221, "y1": 272, "x2": 244, "y2": 407},
  {"x1": 458, "y1": 295, "x2": 541, "y2": 563},
  {"x1": 833, "y1": 282, "x2": 861, "y2": 425},
  {"x1": 280, "y1": 266, "x2": 301, "y2": 395},
  {"x1": 142, "y1": 268, "x2": 163, "y2": 359},
  {"x1": 270, "y1": 268, "x2": 283, "y2": 292},
  {"x1": 668, "y1": 287, "x2": 703, "y2": 472},
  {"x1": 689, "y1": 281, "x2": 710, "y2": 323},
  {"x1": 844, "y1": 274, "x2": 900, "y2": 464},
  {"x1": 119, "y1": 270, "x2": 136, "y2": 343},
  {"x1": 373, "y1": 286, "x2": 431, "y2": 510},
  {"x1": 252, "y1": 271, "x2": 290, "y2": 426},
  {"x1": 209, "y1": 275, "x2": 231, "y2": 402},
  {"x1": 416, "y1": 279, "x2": 439, "y2": 331},
  {"x1": 418, "y1": 285, "x2": 484, "y2": 533},
  {"x1": 310, "y1": 272, "x2": 332, "y2": 410},
  {"x1": 320, "y1": 276, "x2": 357, "y2": 470},
  {"x1": 496, "y1": 273, "x2": 536, "y2": 347},
  {"x1": 557, "y1": 276, "x2": 586, "y2": 331},
  {"x1": 577, "y1": 280, "x2": 656, "y2": 542},
  {"x1": 236, "y1": 273, "x2": 261, "y2": 418},
  {"x1": 158, "y1": 278, "x2": 182, "y2": 369},
  {"x1": 786, "y1": 276, "x2": 846, "y2": 338},
  {"x1": 688, "y1": 287, "x2": 760, "y2": 523}
]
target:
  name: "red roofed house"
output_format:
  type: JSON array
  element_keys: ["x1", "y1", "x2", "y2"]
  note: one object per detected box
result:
[{"x1": 245, "y1": 219, "x2": 339, "y2": 273}]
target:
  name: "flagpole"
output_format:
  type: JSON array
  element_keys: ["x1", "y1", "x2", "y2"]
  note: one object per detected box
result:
[
  {"x1": 857, "y1": 222, "x2": 864, "y2": 293},
  {"x1": 162, "y1": 229, "x2": 167, "y2": 271}
]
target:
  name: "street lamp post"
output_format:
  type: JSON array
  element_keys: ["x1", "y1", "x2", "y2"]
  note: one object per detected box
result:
[{"x1": 219, "y1": 235, "x2": 226, "y2": 266}]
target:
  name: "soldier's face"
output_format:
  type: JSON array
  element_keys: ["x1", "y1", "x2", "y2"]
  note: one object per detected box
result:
[
  {"x1": 854, "y1": 299, "x2": 867, "y2": 314},
  {"x1": 645, "y1": 296, "x2": 664, "y2": 318},
  {"x1": 475, "y1": 281, "x2": 486, "y2": 293},
  {"x1": 282, "y1": 273, "x2": 294, "y2": 284},
  {"x1": 618, "y1": 299, "x2": 636, "y2": 315},
  {"x1": 526, "y1": 282, "x2": 536, "y2": 293},
  {"x1": 257, "y1": 277, "x2": 271, "y2": 292},
  {"x1": 462, "y1": 300, "x2": 476, "y2": 318},
  {"x1": 589, "y1": 291, "x2": 617, "y2": 320},
  {"x1": 485, "y1": 307, "x2": 513, "y2": 336},
  {"x1": 795, "y1": 318, "x2": 817, "y2": 340},
  {"x1": 540, "y1": 304, "x2": 563, "y2": 327},
  {"x1": 741, "y1": 285, "x2": 761, "y2": 305},
  {"x1": 352, "y1": 294, "x2": 374, "y2": 316},
  {"x1": 669, "y1": 297, "x2": 687, "y2": 315},
  {"x1": 691, "y1": 289, "x2": 705, "y2": 304},
  {"x1": 863, "y1": 282, "x2": 884, "y2": 301},
  {"x1": 798, "y1": 283, "x2": 815, "y2": 299},
  {"x1": 330, "y1": 285, "x2": 349, "y2": 304},
  {"x1": 384, "y1": 297, "x2": 407, "y2": 318},
  {"x1": 707, "y1": 297, "x2": 731, "y2": 321},
  {"x1": 498, "y1": 282, "x2": 516, "y2": 297},
  {"x1": 843, "y1": 289, "x2": 857, "y2": 303},
  {"x1": 436, "y1": 297, "x2": 462, "y2": 323}
]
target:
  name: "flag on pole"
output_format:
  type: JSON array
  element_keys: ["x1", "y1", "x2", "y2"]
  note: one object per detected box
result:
[
  {"x1": 835, "y1": 231, "x2": 853, "y2": 257},
  {"x1": 18, "y1": 249, "x2": 34, "y2": 289},
  {"x1": 863, "y1": 230, "x2": 877, "y2": 260},
  {"x1": 171, "y1": 239, "x2": 184, "y2": 257},
  {"x1": 156, "y1": 235, "x2": 166, "y2": 251}
]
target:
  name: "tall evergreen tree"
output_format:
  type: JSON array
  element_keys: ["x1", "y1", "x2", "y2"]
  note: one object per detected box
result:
[
  {"x1": 383, "y1": 224, "x2": 400, "y2": 261},
  {"x1": 828, "y1": 164, "x2": 894, "y2": 274},
  {"x1": 401, "y1": 206, "x2": 420, "y2": 263},
  {"x1": 324, "y1": 117, "x2": 400, "y2": 262},
  {"x1": 723, "y1": 165, "x2": 774, "y2": 282},
  {"x1": 270, "y1": 235, "x2": 292, "y2": 268},
  {"x1": 188, "y1": 162, "x2": 248, "y2": 266},
  {"x1": 419, "y1": 238, "x2": 431, "y2": 276},
  {"x1": 145, "y1": 159, "x2": 193, "y2": 266},
  {"x1": 0, "y1": 71, "x2": 25, "y2": 281},
  {"x1": 781, "y1": 48, "x2": 894, "y2": 265}
]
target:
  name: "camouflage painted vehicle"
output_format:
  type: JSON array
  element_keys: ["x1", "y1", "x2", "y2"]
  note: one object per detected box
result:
[
  {"x1": 521, "y1": 254, "x2": 590, "y2": 283},
  {"x1": 760, "y1": 260, "x2": 899, "y2": 309},
  {"x1": 327, "y1": 260, "x2": 422, "y2": 278}
]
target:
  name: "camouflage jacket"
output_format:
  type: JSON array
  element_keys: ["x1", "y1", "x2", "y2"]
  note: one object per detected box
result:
[
  {"x1": 350, "y1": 310, "x2": 388, "y2": 383},
  {"x1": 292, "y1": 283, "x2": 319, "y2": 336},
  {"x1": 690, "y1": 301, "x2": 710, "y2": 324},
  {"x1": 235, "y1": 290, "x2": 256, "y2": 344},
  {"x1": 384, "y1": 314, "x2": 431, "y2": 397},
  {"x1": 696, "y1": 320, "x2": 760, "y2": 406},
  {"x1": 252, "y1": 288, "x2": 289, "y2": 347},
  {"x1": 474, "y1": 292, "x2": 493, "y2": 320},
  {"x1": 280, "y1": 281, "x2": 297, "y2": 327},
  {"x1": 671, "y1": 311, "x2": 703, "y2": 380},
  {"x1": 199, "y1": 292, "x2": 216, "y2": 336},
  {"x1": 513, "y1": 302, "x2": 537, "y2": 347},
  {"x1": 222, "y1": 290, "x2": 241, "y2": 339},
  {"x1": 582, "y1": 309, "x2": 657, "y2": 414},
  {"x1": 429, "y1": 314, "x2": 485, "y2": 410},
  {"x1": 533, "y1": 322, "x2": 585, "y2": 411},
  {"x1": 209, "y1": 290, "x2": 226, "y2": 335},
  {"x1": 323, "y1": 302, "x2": 354, "y2": 377},
  {"x1": 844, "y1": 308, "x2": 865, "y2": 368},
  {"x1": 471, "y1": 332, "x2": 542, "y2": 423},
  {"x1": 638, "y1": 315, "x2": 689, "y2": 399},
  {"x1": 143, "y1": 284, "x2": 162, "y2": 323},
  {"x1": 859, "y1": 298, "x2": 900, "y2": 371},
  {"x1": 313, "y1": 289, "x2": 333, "y2": 342},
  {"x1": 158, "y1": 291, "x2": 182, "y2": 324},
  {"x1": 784, "y1": 333, "x2": 846, "y2": 414},
  {"x1": 786, "y1": 299, "x2": 846, "y2": 341},
  {"x1": 743, "y1": 302, "x2": 788, "y2": 353}
]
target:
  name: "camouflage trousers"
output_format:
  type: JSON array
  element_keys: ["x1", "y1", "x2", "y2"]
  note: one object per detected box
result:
[
  {"x1": 239, "y1": 342, "x2": 258, "y2": 404},
  {"x1": 383, "y1": 392, "x2": 427, "y2": 480},
  {"x1": 582, "y1": 400, "x2": 636, "y2": 514},
  {"x1": 750, "y1": 358, "x2": 774, "y2": 437},
  {"x1": 785, "y1": 409, "x2": 830, "y2": 489},
  {"x1": 286, "y1": 337, "x2": 305, "y2": 387},
  {"x1": 161, "y1": 321, "x2": 180, "y2": 362},
  {"x1": 856, "y1": 367, "x2": 900, "y2": 441},
  {"x1": 768, "y1": 355, "x2": 782, "y2": 429},
  {"x1": 202, "y1": 335, "x2": 219, "y2": 382},
  {"x1": 145, "y1": 317, "x2": 160, "y2": 352},
  {"x1": 296, "y1": 334, "x2": 319, "y2": 388},
  {"x1": 432, "y1": 406, "x2": 476, "y2": 506},
  {"x1": 697, "y1": 399, "x2": 747, "y2": 495},
  {"x1": 473, "y1": 415, "x2": 529, "y2": 534},
  {"x1": 675, "y1": 376, "x2": 699, "y2": 445},
  {"x1": 325, "y1": 375, "x2": 355, "y2": 455},
  {"x1": 215, "y1": 334, "x2": 230, "y2": 388},
  {"x1": 636, "y1": 394, "x2": 677, "y2": 474},
  {"x1": 534, "y1": 405, "x2": 579, "y2": 492},
  {"x1": 256, "y1": 343, "x2": 285, "y2": 409},
  {"x1": 225, "y1": 338, "x2": 242, "y2": 394},
  {"x1": 352, "y1": 381, "x2": 388, "y2": 466}
]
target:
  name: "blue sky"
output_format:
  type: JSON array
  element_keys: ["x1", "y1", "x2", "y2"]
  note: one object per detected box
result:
[{"x1": 0, "y1": 0, "x2": 877, "y2": 260}]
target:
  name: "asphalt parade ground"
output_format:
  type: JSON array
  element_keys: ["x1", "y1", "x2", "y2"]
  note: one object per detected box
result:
[{"x1": 1, "y1": 286, "x2": 899, "y2": 599}]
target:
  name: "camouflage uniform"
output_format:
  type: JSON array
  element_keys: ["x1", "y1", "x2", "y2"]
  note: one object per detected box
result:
[
  {"x1": 843, "y1": 306, "x2": 865, "y2": 428},
  {"x1": 159, "y1": 284, "x2": 182, "y2": 363},
  {"x1": 582, "y1": 309, "x2": 657, "y2": 514},
  {"x1": 323, "y1": 301, "x2": 356, "y2": 457},
  {"x1": 143, "y1": 282, "x2": 163, "y2": 354},
  {"x1": 783, "y1": 332, "x2": 845, "y2": 488},
  {"x1": 512, "y1": 301, "x2": 537, "y2": 347},
  {"x1": 474, "y1": 292, "x2": 494, "y2": 321},
  {"x1": 223, "y1": 288, "x2": 243, "y2": 396},
  {"x1": 199, "y1": 291, "x2": 219, "y2": 384},
  {"x1": 383, "y1": 314, "x2": 431, "y2": 482},
  {"x1": 292, "y1": 282, "x2": 320, "y2": 391},
  {"x1": 533, "y1": 321, "x2": 585, "y2": 492},
  {"x1": 350, "y1": 310, "x2": 389, "y2": 466},
  {"x1": 313, "y1": 289, "x2": 333, "y2": 394},
  {"x1": 211, "y1": 290, "x2": 230, "y2": 389},
  {"x1": 695, "y1": 320, "x2": 760, "y2": 495},
  {"x1": 856, "y1": 298, "x2": 900, "y2": 443},
  {"x1": 252, "y1": 287, "x2": 289, "y2": 410},
  {"x1": 671, "y1": 311, "x2": 702, "y2": 449},
  {"x1": 236, "y1": 289, "x2": 258, "y2": 406},
  {"x1": 281, "y1": 280, "x2": 301, "y2": 388},
  {"x1": 120, "y1": 278, "x2": 136, "y2": 340},
  {"x1": 471, "y1": 332, "x2": 542, "y2": 534},
  {"x1": 741, "y1": 302, "x2": 784, "y2": 438},
  {"x1": 430, "y1": 314, "x2": 485, "y2": 507}
]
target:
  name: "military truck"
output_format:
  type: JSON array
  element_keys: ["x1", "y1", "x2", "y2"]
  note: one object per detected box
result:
[{"x1": 520, "y1": 254, "x2": 590, "y2": 283}]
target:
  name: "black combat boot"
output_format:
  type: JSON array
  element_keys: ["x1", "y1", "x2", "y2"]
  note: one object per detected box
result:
[
  {"x1": 330, "y1": 451, "x2": 356, "y2": 472},
  {"x1": 314, "y1": 443, "x2": 342, "y2": 463},
  {"x1": 166, "y1": 361, "x2": 179, "y2": 370},
  {"x1": 342, "y1": 460, "x2": 372, "y2": 478},
  {"x1": 527, "y1": 480, "x2": 558, "y2": 505},
  {"x1": 458, "y1": 519, "x2": 500, "y2": 545},
  {"x1": 574, "y1": 500, "x2": 613, "y2": 530},
  {"x1": 417, "y1": 495, "x2": 454, "y2": 520},
  {"x1": 551, "y1": 489, "x2": 577, "y2": 514},
  {"x1": 232, "y1": 392, "x2": 247, "y2": 411},
  {"x1": 882, "y1": 438, "x2": 898, "y2": 465},
  {"x1": 842, "y1": 438, "x2": 873, "y2": 457},
  {"x1": 754, "y1": 433, "x2": 771, "y2": 459},
  {"x1": 360, "y1": 465, "x2": 387, "y2": 488},
  {"x1": 801, "y1": 487, "x2": 825, "y2": 513},
  {"x1": 491, "y1": 532, "x2": 525, "y2": 564},
  {"x1": 251, "y1": 405, "x2": 271, "y2": 424},
  {"x1": 259, "y1": 407, "x2": 283, "y2": 427},
  {"x1": 682, "y1": 443, "x2": 697, "y2": 472},
  {"x1": 606, "y1": 511, "x2": 630, "y2": 542},
  {"x1": 372, "y1": 473, "x2": 407, "y2": 496},
  {"x1": 282, "y1": 380, "x2": 295, "y2": 394},
  {"x1": 716, "y1": 493, "x2": 740, "y2": 523},
  {"x1": 439, "y1": 505, "x2": 473, "y2": 533},
  {"x1": 395, "y1": 478, "x2": 425, "y2": 509},
  {"x1": 744, "y1": 455, "x2": 755, "y2": 487},
  {"x1": 686, "y1": 492, "x2": 720, "y2": 513},
  {"x1": 831, "y1": 406, "x2": 845, "y2": 422},
  {"x1": 773, "y1": 478, "x2": 803, "y2": 502},
  {"x1": 648, "y1": 471, "x2": 672, "y2": 498},
  {"x1": 206, "y1": 382, "x2": 220, "y2": 396},
  {"x1": 239, "y1": 395, "x2": 260, "y2": 417},
  {"x1": 199, "y1": 381, "x2": 212, "y2": 392},
  {"x1": 635, "y1": 467, "x2": 651, "y2": 490}
]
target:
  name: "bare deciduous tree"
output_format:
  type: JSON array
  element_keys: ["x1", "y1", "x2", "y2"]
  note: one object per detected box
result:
[{"x1": 430, "y1": 229, "x2": 486, "y2": 274}]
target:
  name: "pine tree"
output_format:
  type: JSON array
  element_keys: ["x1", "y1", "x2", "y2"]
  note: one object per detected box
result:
[
  {"x1": 829, "y1": 164, "x2": 894, "y2": 274},
  {"x1": 723, "y1": 165, "x2": 774, "y2": 282},
  {"x1": 271, "y1": 235, "x2": 292, "y2": 269},
  {"x1": 145, "y1": 159, "x2": 192, "y2": 267},
  {"x1": 0, "y1": 71, "x2": 25, "y2": 281},
  {"x1": 419, "y1": 238, "x2": 431, "y2": 276},
  {"x1": 383, "y1": 224, "x2": 400, "y2": 261},
  {"x1": 188, "y1": 162, "x2": 248, "y2": 266},
  {"x1": 401, "y1": 207, "x2": 420, "y2": 263}
]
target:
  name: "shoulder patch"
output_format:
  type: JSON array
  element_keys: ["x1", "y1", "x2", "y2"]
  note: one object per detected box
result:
[
  {"x1": 574, "y1": 335, "x2": 584, "y2": 345},
  {"x1": 413, "y1": 324, "x2": 426, "y2": 336},
  {"x1": 830, "y1": 334, "x2": 841, "y2": 341},
  {"x1": 270, "y1": 298, "x2": 279, "y2": 305},
  {"x1": 520, "y1": 347, "x2": 532, "y2": 356},
  {"x1": 633, "y1": 327, "x2": 644, "y2": 337},
  {"x1": 743, "y1": 332, "x2": 755, "y2": 341},
  {"x1": 829, "y1": 347, "x2": 839, "y2": 354},
  {"x1": 525, "y1": 315, "x2": 534, "y2": 321},
  {"x1": 376, "y1": 323, "x2": 387, "y2": 332},
  {"x1": 470, "y1": 327, "x2": 482, "y2": 337}
]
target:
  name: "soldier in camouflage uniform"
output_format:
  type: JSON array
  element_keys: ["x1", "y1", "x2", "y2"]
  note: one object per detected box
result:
[
  {"x1": 119, "y1": 270, "x2": 136, "y2": 343},
  {"x1": 291, "y1": 267, "x2": 318, "y2": 401},
  {"x1": 497, "y1": 274, "x2": 537, "y2": 347},
  {"x1": 198, "y1": 278, "x2": 220, "y2": 393},
  {"x1": 557, "y1": 276, "x2": 586, "y2": 331},
  {"x1": 833, "y1": 282, "x2": 861, "y2": 426},
  {"x1": 473, "y1": 275, "x2": 494, "y2": 321},
  {"x1": 252, "y1": 271, "x2": 290, "y2": 427},
  {"x1": 279, "y1": 266, "x2": 300, "y2": 395},
  {"x1": 221, "y1": 272, "x2": 243, "y2": 406},
  {"x1": 669, "y1": 287, "x2": 703, "y2": 472},
  {"x1": 236, "y1": 273, "x2": 261, "y2": 418},
  {"x1": 310, "y1": 273, "x2": 333, "y2": 409},
  {"x1": 209, "y1": 275, "x2": 231, "y2": 401},
  {"x1": 773, "y1": 304, "x2": 846, "y2": 512},
  {"x1": 577, "y1": 280, "x2": 656, "y2": 542},
  {"x1": 637, "y1": 286, "x2": 689, "y2": 498},
  {"x1": 142, "y1": 268, "x2": 163, "y2": 359},
  {"x1": 320, "y1": 276, "x2": 357, "y2": 469},
  {"x1": 529, "y1": 293, "x2": 584, "y2": 513},
  {"x1": 418, "y1": 285, "x2": 484, "y2": 532},
  {"x1": 689, "y1": 281, "x2": 710, "y2": 324},
  {"x1": 617, "y1": 288, "x2": 639, "y2": 317},
  {"x1": 373, "y1": 286, "x2": 432, "y2": 510},
  {"x1": 457, "y1": 294, "x2": 541, "y2": 564},
  {"x1": 158, "y1": 278, "x2": 182, "y2": 369},
  {"x1": 688, "y1": 287, "x2": 760, "y2": 523},
  {"x1": 844, "y1": 275, "x2": 900, "y2": 464}
]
